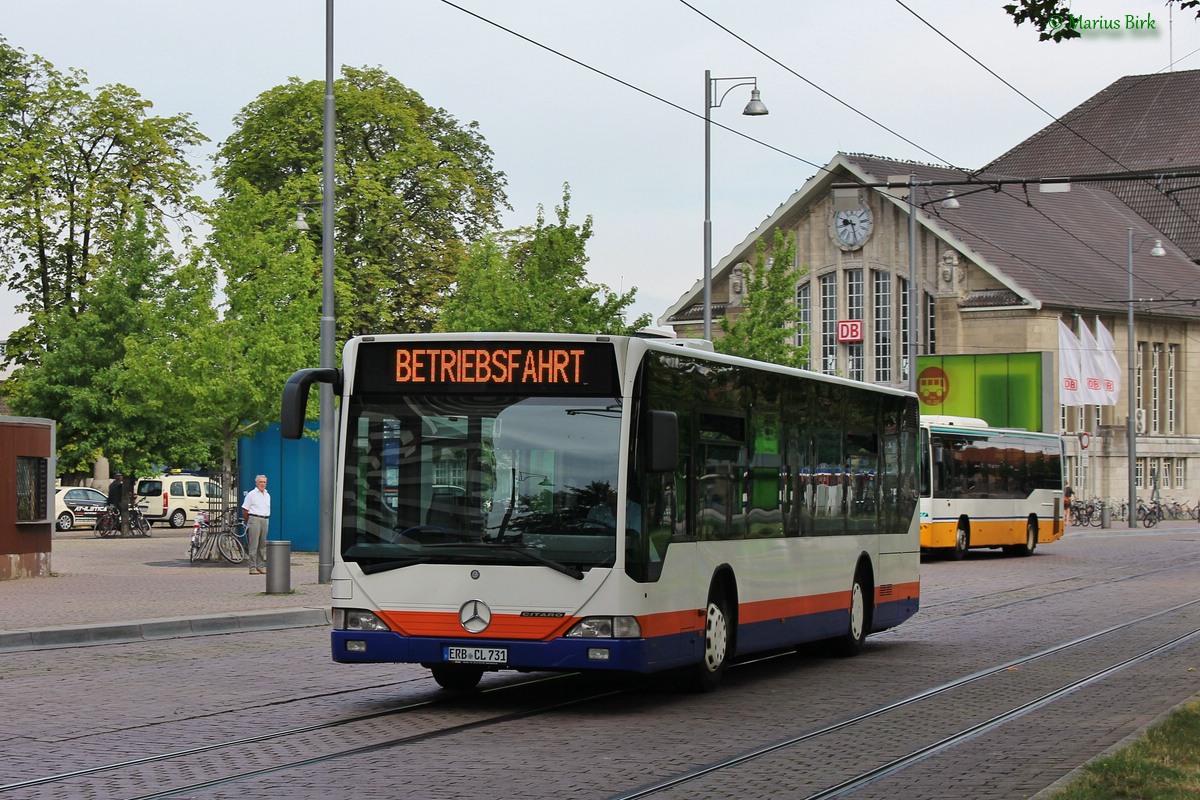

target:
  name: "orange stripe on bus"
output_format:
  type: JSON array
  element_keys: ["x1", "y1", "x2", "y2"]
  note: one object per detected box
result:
[{"x1": 373, "y1": 584, "x2": 920, "y2": 642}]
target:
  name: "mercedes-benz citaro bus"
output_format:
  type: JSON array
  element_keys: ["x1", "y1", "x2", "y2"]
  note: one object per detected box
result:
[
  {"x1": 919, "y1": 415, "x2": 1065, "y2": 560},
  {"x1": 282, "y1": 333, "x2": 920, "y2": 691}
]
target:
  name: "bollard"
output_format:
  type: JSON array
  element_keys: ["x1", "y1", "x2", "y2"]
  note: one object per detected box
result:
[
  {"x1": 266, "y1": 540, "x2": 291, "y2": 594},
  {"x1": 1101, "y1": 505, "x2": 1111, "y2": 528}
]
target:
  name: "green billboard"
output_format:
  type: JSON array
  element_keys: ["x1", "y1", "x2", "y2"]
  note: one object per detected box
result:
[{"x1": 915, "y1": 352, "x2": 1052, "y2": 431}]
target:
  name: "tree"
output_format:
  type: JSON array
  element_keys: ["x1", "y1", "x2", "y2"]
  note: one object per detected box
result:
[
  {"x1": 177, "y1": 182, "x2": 322, "y2": 493},
  {"x1": 5, "y1": 206, "x2": 203, "y2": 488},
  {"x1": 714, "y1": 229, "x2": 809, "y2": 368},
  {"x1": 437, "y1": 185, "x2": 651, "y2": 334},
  {"x1": 1002, "y1": 0, "x2": 1199, "y2": 42},
  {"x1": 0, "y1": 38, "x2": 207, "y2": 368},
  {"x1": 213, "y1": 65, "x2": 509, "y2": 338}
]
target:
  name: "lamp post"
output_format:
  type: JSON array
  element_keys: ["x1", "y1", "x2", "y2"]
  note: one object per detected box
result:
[
  {"x1": 703, "y1": 70, "x2": 768, "y2": 341},
  {"x1": 318, "y1": 0, "x2": 336, "y2": 582},
  {"x1": 905, "y1": 177, "x2": 935, "y2": 392},
  {"x1": 1126, "y1": 228, "x2": 1166, "y2": 528}
]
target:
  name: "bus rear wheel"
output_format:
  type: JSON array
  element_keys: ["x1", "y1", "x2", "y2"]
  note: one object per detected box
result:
[
  {"x1": 1005, "y1": 522, "x2": 1038, "y2": 557},
  {"x1": 948, "y1": 525, "x2": 969, "y2": 560},
  {"x1": 431, "y1": 664, "x2": 484, "y2": 691}
]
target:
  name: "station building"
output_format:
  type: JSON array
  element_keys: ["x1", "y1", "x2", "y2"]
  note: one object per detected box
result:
[{"x1": 661, "y1": 69, "x2": 1200, "y2": 507}]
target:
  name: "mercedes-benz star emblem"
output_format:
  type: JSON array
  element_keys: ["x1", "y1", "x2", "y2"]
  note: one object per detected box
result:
[{"x1": 459, "y1": 599, "x2": 492, "y2": 634}]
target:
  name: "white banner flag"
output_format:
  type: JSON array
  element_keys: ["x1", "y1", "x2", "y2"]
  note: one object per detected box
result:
[
  {"x1": 1077, "y1": 320, "x2": 1110, "y2": 405},
  {"x1": 1058, "y1": 319, "x2": 1085, "y2": 406},
  {"x1": 1095, "y1": 317, "x2": 1122, "y2": 405}
]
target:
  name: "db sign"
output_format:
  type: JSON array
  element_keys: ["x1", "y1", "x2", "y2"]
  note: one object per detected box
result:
[{"x1": 837, "y1": 320, "x2": 863, "y2": 343}]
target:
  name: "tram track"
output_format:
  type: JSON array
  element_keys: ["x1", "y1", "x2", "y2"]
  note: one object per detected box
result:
[
  {"x1": 0, "y1": 671, "x2": 605, "y2": 798},
  {"x1": 915, "y1": 549, "x2": 1200, "y2": 620},
  {"x1": 799, "y1": 626, "x2": 1200, "y2": 800},
  {"x1": 8, "y1": 541, "x2": 1199, "y2": 798},
  {"x1": 610, "y1": 597, "x2": 1200, "y2": 799},
  {"x1": 11, "y1": 599, "x2": 1198, "y2": 799}
]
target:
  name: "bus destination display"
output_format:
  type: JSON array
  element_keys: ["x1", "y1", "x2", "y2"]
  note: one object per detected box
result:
[{"x1": 356, "y1": 341, "x2": 619, "y2": 395}]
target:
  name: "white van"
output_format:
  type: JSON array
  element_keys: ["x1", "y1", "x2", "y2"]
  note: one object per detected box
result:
[{"x1": 136, "y1": 474, "x2": 223, "y2": 527}]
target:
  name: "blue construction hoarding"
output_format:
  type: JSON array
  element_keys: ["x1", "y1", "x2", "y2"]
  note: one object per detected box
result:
[{"x1": 237, "y1": 422, "x2": 319, "y2": 552}]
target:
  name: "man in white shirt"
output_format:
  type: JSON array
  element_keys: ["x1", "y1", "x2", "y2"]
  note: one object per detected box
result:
[{"x1": 242, "y1": 474, "x2": 271, "y2": 575}]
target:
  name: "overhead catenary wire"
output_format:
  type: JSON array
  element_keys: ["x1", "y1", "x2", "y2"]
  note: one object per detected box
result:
[{"x1": 435, "y1": 0, "x2": 1200, "y2": 321}]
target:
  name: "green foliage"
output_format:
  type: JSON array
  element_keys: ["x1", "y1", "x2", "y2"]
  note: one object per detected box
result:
[
  {"x1": 1048, "y1": 699, "x2": 1200, "y2": 799},
  {"x1": 0, "y1": 37, "x2": 206, "y2": 368},
  {"x1": 1002, "y1": 0, "x2": 1199, "y2": 42},
  {"x1": 714, "y1": 229, "x2": 808, "y2": 368},
  {"x1": 213, "y1": 65, "x2": 509, "y2": 338},
  {"x1": 6, "y1": 206, "x2": 201, "y2": 477},
  {"x1": 171, "y1": 182, "x2": 322, "y2": 483},
  {"x1": 437, "y1": 185, "x2": 651, "y2": 334}
]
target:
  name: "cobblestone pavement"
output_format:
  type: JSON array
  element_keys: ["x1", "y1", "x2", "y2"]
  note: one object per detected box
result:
[{"x1": 2, "y1": 519, "x2": 1198, "y2": 799}]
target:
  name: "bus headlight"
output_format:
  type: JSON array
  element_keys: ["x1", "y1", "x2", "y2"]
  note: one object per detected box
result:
[
  {"x1": 565, "y1": 616, "x2": 641, "y2": 639},
  {"x1": 337, "y1": 609, "x2": 390, "y2": 632}
]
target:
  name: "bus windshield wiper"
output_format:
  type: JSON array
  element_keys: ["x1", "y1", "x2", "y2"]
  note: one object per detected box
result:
[
  {"x1": 486, "y1": 544, "x2": 585, "y2": 580},
  {"x1": 410, "y1": 542, "x2": 586, "y2": 580},
  {"x1": 358, "y1": 556, "x2": 433, "y2": 575}
]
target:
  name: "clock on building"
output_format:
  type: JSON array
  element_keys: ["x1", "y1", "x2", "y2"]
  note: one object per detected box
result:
[{"x1": 832, "y1": 204, "x2": 874, "y2": 250}]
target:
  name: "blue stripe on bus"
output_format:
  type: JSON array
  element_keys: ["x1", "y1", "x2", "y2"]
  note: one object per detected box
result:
[
  {"x1": 331, "y1": 595, "x2": 919, "y2": 672},
  {"x1": 331, "y1": 629, "x2": 700, "y2": 672}
]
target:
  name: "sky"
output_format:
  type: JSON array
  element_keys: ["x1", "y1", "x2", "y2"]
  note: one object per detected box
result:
[{"x1": 3, "y1": 0, "x2": 1199, "y2": 343}]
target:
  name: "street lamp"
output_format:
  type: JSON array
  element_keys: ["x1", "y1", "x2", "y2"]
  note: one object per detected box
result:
[
  {"x1": 1126, "y1": 228, "x2": 1166, "y2": 528},
  {"x1": 905, "y1": 177, "x2": 933, "y2": 392},
  {"x1": 703, "y1": 70, "x2": 768, "y2": 341}
]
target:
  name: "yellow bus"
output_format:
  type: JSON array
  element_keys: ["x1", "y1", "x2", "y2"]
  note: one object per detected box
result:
[{"x1": 920, "y1": 415, "x2": 1065, "y2": 559}]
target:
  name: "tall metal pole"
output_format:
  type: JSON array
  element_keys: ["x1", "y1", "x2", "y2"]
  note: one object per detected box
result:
[
  {"x1": 908, "y1": 176, "x2": 918, "y2": 392},
  {"x1": 701, "y1": 72, "x2": 766, "y2": 341},
  {"x1": 318, "y1": 0, "x2": 336, "y2": 582},
  {"x1": 1126, "y1": 227, "x2": 1136, "y2": 528},
  {"x1": 703, "y1": 70, "x2": 713, "y2": 341}
]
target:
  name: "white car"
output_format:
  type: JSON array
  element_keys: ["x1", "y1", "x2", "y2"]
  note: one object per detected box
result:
[
  {"x1": 136, "y1": 474, "x2": 223, "y2": 527},
  {"x1": 55, "y1": 486, "x2": 111, "y2": 531}
]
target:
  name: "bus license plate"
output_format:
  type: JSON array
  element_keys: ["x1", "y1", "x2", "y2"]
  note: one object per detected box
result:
[{"x1": 445, "y1": 646, "x2": 507, "y2": 664}]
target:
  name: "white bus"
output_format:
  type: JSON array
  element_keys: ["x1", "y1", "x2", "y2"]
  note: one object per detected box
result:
[
  {"x1": 282, "y1": 333, "x2": 920, "y2": 691},
  {"x1": 919, "y1": 415, "x2": 1065, "y2": 560}
]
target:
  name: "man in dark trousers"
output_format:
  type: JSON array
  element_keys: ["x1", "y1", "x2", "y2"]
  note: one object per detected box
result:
[{"x1": 107, "y1": 473, "x2": 124, "y2": 509}]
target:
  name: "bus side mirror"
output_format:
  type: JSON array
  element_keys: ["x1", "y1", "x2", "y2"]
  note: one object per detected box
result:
[
  {"x1": 281, "y1": 368, "x2": 341, "y2": 440},
  {"x1": 648, "y1": 410, "x2": 679, "y2": 472}
]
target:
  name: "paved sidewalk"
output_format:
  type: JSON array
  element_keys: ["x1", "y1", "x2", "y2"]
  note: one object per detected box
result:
[{"x1": 0, "y1": 527, "x2": 330, "y2": 652}]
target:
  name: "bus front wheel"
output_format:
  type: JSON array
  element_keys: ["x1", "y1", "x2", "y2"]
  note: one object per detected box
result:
[
  {"x1": 431, "y1": 664, "x2": 484, "y2": 692},
  {"x1": 681, "y1": 588, "x2": 731, "y2": 692},
  {"x1": 831, "y1": 569, "x2": 871, "y2": 657}
]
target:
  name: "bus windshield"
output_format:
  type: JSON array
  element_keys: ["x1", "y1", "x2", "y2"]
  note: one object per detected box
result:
[{"x1": 341, "y1": 394, "x2": 623, "y2": 574}]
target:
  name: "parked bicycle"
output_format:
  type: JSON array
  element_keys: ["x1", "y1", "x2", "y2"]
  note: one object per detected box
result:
[
  {"x1": 1137, "y1": 499, "x2": 1164, "y2": 528},
  {"x1": 94, "y1": 504, "x2": 151, "y2": 538},
  {"x1": 1165, "y1": 499, "x2": 1192, "y2": 520},
  {"x1": 188, "y1": 508, "x2": 247, "y2": 564}
]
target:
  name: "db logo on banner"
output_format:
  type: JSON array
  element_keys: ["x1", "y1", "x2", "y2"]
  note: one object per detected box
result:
[
  {"x1": 1063, "y1": 378, "x2": 1078, "y2": 390},
  {"x1": 837, "y1": 320, "x2": 863, "y2": 343}
]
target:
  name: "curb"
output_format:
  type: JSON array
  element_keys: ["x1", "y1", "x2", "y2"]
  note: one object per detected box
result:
[{"x1": 0, "y1": 607, "x2": 331, "y2": 653}]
